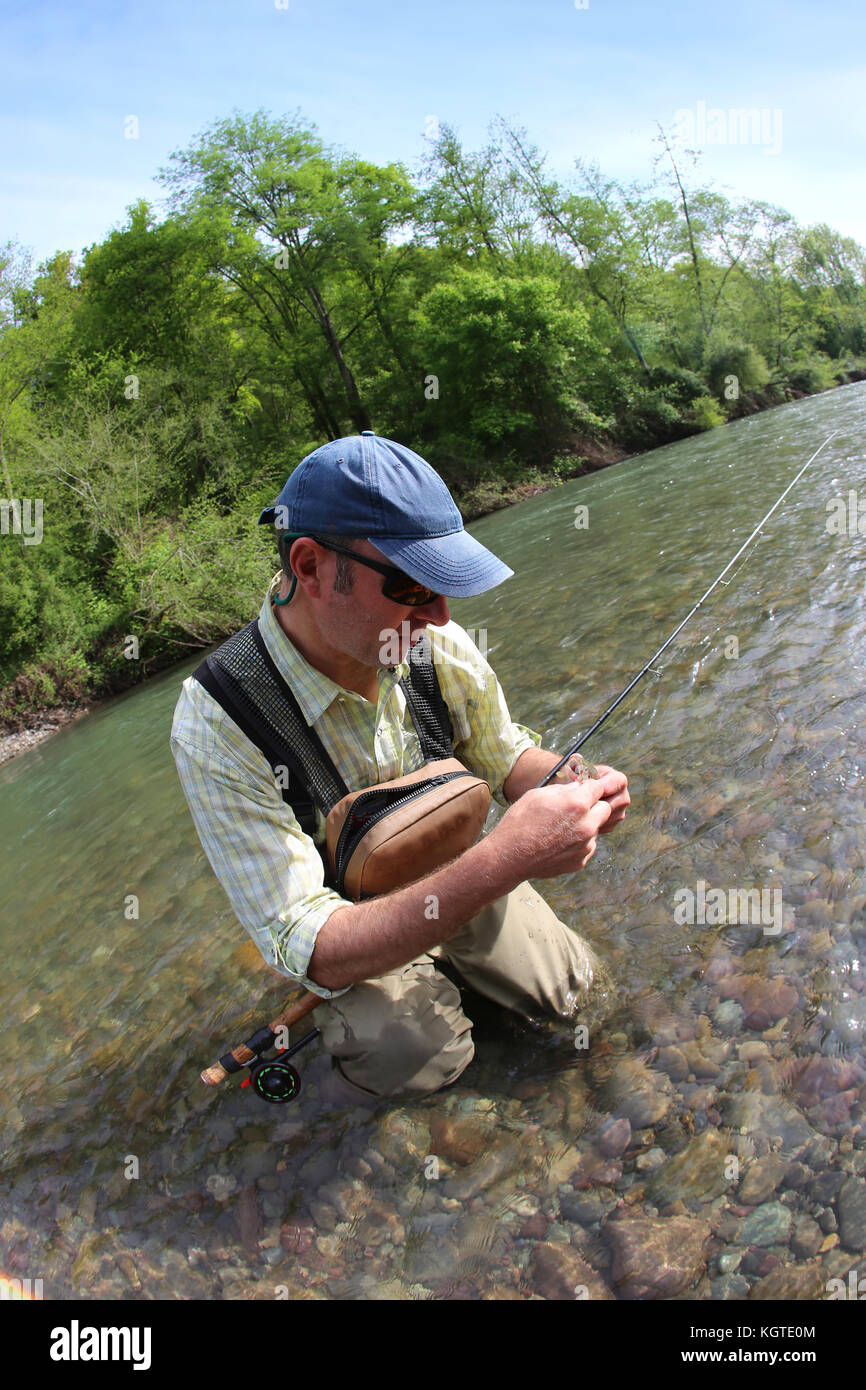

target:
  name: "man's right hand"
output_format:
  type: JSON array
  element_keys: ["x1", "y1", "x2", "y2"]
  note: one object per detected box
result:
[{"x1": 490, "y1": 775, "x2": 615, "y2": 879}]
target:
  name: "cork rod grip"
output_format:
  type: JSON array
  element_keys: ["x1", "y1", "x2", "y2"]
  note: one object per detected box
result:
[{"x1": 200, "y1": 989, "x2": 321, "y2": 1087}]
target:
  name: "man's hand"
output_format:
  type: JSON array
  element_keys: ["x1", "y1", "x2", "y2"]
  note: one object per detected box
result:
[
  {"x1": 555, "y1": 757, "x2": 629, "y2": 834},
  {"x1": 592, "y1": 764, "x2": 630, "y2": 832},
  {"x1": 490, "y1": 776, "x2": 614, "y2": 879}
]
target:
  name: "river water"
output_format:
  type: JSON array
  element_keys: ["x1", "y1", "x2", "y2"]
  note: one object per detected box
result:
[{"x1": 1, "y1": 383, "x2": 865, "y2": 1301}]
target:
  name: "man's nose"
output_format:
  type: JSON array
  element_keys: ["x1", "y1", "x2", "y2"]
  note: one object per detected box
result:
[{"x1": 414, "y1": 594, "x2": 450, "y2": 625}]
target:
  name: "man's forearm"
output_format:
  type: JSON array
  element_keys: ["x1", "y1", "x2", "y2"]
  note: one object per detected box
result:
[
  {"x1": 503, "y1": 746, "x2": 565, "y2": 802},
  {"x1": 308, "y1": 832, "x2": 524, "y2": 990}
]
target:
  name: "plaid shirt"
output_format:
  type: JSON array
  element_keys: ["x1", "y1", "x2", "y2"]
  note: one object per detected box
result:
[{"x1": 170, "y1": 574, "x2": 542, "y2": 998}]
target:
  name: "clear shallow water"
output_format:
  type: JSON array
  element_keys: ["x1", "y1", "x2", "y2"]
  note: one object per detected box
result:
[{"x1": 1, "y1": 383, "x2": 865, "y2": 1300}]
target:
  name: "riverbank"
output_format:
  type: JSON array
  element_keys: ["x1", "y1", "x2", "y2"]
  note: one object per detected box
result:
[
  {"x1": 0, "y1": 705, "x2": 92, "y2": 767},
  {"x1": 0, "y1": 435, "x2": 633, "y2": 767},
  {"x1": 456, "y1": 436, "x2": 630, "y2": 521},
  {"x1": 1, "y1": 372, "x2": 853, "y2": 768}
]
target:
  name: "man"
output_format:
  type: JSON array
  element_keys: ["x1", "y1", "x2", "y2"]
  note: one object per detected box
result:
[{"x1": 171, "y1": 431, "x2": 629, "y2": 1101}]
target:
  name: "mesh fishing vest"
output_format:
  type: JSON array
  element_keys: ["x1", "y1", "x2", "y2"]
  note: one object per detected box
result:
[{"x1": 192, "y1": 618, "x2": 455, "y2": 889}]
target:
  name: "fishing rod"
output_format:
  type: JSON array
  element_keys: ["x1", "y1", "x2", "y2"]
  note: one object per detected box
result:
[{"x1": 536, "y1": 429, "x2": 840, "y2": 788}]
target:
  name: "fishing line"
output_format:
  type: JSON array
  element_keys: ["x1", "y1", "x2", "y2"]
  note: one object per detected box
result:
[{"x1": 537, "y1": 429, "x2": 840, "y2": 787}]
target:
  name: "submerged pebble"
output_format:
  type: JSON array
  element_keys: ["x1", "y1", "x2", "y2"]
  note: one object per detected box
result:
[
  {"x1": 737, "y1": 1201, "x2": 792, "y2": 1247},
  {"x1": 606, "y1": 1216, "x2": 711, "y2": 1299},
  {"x1": 837, "y1": 1177, "x2": 866, "y2": 1251}
]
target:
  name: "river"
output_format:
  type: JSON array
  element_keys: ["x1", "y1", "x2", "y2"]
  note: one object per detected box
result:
[{"x1": 1, "y1": 382, "x2": 865, "y2": 1300}]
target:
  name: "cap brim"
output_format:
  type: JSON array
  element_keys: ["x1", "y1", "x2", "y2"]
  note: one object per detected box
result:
[{"x1": 373, "y1": 530, "x2": 513, "y2": 598}]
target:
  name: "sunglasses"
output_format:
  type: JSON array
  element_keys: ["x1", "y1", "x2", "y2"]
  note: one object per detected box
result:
[{"x1": 311, "y1": 537, "x2": 441, "y2": 607}]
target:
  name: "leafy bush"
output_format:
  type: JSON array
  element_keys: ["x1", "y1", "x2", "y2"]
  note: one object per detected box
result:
[
  {"x1": 115, "y1": 504, "x2": 278, "y2": 650},
  {"x1": 410, "y1": 267, "x2": 607, "y2": 459},
  {"x1": 783, "y1": 354, "x2": 837, "y2": 394},
  {"x1": 813, "y1": 305, "x2": 866, "y2": 358},
  {"x1": 648, "y1": 364, "x2": 706, "y2": 404},
  {"x1": 550, "y1": 453, "x2": 589, "y2": 480},
  {"x1": 618, "y1": 388, "x2": 685, "y2": 447},
  {"x1": 455, "y1": 475, "x2": 514, "y2": 520},
  {"x1": 704, "y1": 342, "x2": 770, "y2": 399},
  {"x1": 0, "y1": 652, "x2": 90, "y2": 731},
  {"x1": 689, "y1": 395, "x2": 726, "y2": 429}
]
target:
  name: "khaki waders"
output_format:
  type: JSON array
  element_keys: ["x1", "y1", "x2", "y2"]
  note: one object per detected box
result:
[{"x1": 314, "y1": 881, "x2": 602, "y2": 1100}]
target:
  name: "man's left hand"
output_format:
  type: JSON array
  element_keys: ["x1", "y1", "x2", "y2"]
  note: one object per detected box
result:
[
  {"x1": 557, "y1": 757, "x2": 629, "y2": 832},
  {"x1": 593, "y1": 764, "x2": 630, "y2": 832}
]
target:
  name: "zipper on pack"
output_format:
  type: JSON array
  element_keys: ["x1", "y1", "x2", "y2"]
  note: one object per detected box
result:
[{"x1": 335, "y1": 770, "x2": 474, "y2": 885}]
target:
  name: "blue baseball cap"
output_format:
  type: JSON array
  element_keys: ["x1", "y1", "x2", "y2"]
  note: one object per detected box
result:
[{"x1": 258, "y1": 431, "x2": 514, "y2": 598}]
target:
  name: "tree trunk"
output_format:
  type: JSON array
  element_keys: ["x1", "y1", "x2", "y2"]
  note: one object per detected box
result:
[{"x1": 306, "y1": 284, "x2": 371, "y2": 432}]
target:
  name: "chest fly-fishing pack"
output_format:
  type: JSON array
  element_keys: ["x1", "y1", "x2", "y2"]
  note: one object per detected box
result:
[{"x1": 193, "y1": 619, "x2": 491, "y2": 901}]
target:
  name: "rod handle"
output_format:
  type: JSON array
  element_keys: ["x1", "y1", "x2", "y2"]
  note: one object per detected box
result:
[{"x1": 200, "y1": 990, "x2": 321, "y2": 1087}]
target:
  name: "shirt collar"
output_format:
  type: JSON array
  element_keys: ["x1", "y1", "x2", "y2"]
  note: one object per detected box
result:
[{"x1": 258, "y1": 573, "x2": 411, "y2": 724}]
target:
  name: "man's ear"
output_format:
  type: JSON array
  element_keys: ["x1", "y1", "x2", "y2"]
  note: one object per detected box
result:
[{"x1": 288, "y1": 537, "x2": 328, "y2": 597}]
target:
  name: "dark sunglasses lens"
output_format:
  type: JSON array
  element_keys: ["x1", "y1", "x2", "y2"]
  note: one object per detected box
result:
[{"x1": 385, "y1": 575, "x2": 437, "y2": 605}]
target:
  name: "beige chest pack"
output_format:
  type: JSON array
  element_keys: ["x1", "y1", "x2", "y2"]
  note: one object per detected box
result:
[
  {"x1": 194, "y1": 620, "x2": 492, "y2": 900},
  {"x1": 326, "y1": 755, "x2": 490, "y2": 900}
]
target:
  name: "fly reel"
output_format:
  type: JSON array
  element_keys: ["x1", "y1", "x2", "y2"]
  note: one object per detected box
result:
[
  {"x1": 201, "y1": 992, "x2": 322, "y2": 1103},
  {"x1": 246, "y1": 1054, "x2": 303, "y2": 1104},
  {"x1": 238, "y1": 1028, "x2": 319, "y2": 1104}
]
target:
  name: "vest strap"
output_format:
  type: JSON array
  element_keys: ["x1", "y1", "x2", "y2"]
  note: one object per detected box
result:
[{"x1": 192, "y1": 619, "x2": 454, "y2": 886}]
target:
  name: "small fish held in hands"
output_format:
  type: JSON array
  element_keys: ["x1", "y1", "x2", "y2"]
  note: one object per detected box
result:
[{"x1": 552, "y1": 752, "x2": 598, "y2": 784}]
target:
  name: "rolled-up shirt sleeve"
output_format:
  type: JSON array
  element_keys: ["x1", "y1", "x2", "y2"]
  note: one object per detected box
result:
[
  {"x1": 429, "y1": 622, "x2": 543, "y2": 806},
  {"x1": 171, "y1": 680, "x2": 351, "y2": 999}
]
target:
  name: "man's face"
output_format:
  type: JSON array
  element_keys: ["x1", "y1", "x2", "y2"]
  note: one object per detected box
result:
[{"x1": 317, "y1": 539, "x2": 452, "y2": 669}]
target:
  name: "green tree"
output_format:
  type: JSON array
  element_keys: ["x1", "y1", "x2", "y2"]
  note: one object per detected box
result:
[
  {"x1": 411, "y1": 266, "x2": 606, "y2": 466},
  {"x1": 0, "y1": 247, "x2": 79, "y2": 508},
  {"x1": 417, "y1": 120, "x2": 539, "y2": 263},
  {"x1": 741, "y1": 203, "x2": 812, "y2": 370},
  {"x1": 159, "y1": 110, "x2": 418, "y2": 434},
  {"x1": 503, "y1": 125, "x2": 655, "y2": 373}
]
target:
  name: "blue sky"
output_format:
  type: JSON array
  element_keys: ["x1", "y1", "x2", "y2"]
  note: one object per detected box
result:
[{"x1": 2, "y1": 0, "x2": 864, "y2": 270}]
